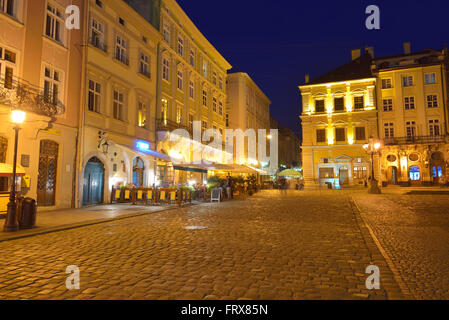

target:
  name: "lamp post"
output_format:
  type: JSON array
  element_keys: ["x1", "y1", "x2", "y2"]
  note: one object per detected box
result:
[
  {"x1": 363, "y1": 136, "x2": 382, "y2": 194},
  {"x1": 4, "y1": 110, "x2": 26, "y2": 232}
]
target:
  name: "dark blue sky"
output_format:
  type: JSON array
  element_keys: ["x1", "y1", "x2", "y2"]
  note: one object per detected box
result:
[{"x1": 177, "y1": 0, "x2": 449, "y2": 139}]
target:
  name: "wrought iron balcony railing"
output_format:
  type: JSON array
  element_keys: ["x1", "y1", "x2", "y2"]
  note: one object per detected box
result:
[
  {"x1": 0, "y1": 76, "x2": 65, "y2": 119},
  {"x1": 383, "y1": 135, "x2": 446, "y2": 146}
]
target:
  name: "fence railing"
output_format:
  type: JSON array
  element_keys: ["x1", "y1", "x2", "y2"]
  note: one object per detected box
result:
[{"x1": 383, "y1": 135, "x2": 446, "y2": 145}]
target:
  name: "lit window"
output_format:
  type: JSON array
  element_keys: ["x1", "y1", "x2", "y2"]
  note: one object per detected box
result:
[
  {"x1": 113, "y1": 90, "x2": 125, "y2": 121},
  {"x1": 45, "y1": 3, "x2": 64, "y2": 44},
  {"x1": 138, "y1": 102, "x2": 147, "y2": 128},
  {"x1": 88, "y1": 80, "x2": 101, "y2": 113},
  {"x1": 161, "y1": 99, "x2": 168, "y2": 125},
  {"x1": 176, "y1": 105, "x2": 182, "y2": 124}
]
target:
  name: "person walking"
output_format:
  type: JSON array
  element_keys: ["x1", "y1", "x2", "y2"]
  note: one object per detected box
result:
[{"x1": 226, "y1": 176, "x2": 232, "y2": 200}]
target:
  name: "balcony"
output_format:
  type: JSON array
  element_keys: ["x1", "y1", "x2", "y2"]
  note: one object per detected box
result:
[
  {"x1": 0, "y1": 76, "x2": 65, "y2": 119},
  {"x1": 383, "y1": 135, "x2": 446, "y2": 146}
]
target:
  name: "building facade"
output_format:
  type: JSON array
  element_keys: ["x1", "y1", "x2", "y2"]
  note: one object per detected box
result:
[
  {"x1": 226, "y1": 72, "x2": 271, "y2": 168},
  {"x1": 278, "y1": 126, "x2": 301, "y2": 169},
  {"x1": 75, "y1": 0, "x2": 163, "y2": 207},
  {"x1": 0, "y1": 0, "x2": 83, "y2": 212},
  {"x1": 299, "y1": 50, "x2": 378, "y2": 188},
  {"x1": 154, "y1": 0, "x2": 232, "y2": 185},
  {"x1": 374, "y1": 46, "x2": 449, "y2": 186}
]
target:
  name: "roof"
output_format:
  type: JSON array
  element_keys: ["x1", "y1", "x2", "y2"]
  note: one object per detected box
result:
[{"x1": 307, "y1": 54, "x2": 374, "y2": 85}]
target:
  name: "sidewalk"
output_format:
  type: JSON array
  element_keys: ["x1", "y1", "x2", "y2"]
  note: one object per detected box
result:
[{"x1": 0, "y1": 202, "x2": 200, "y2": 242}]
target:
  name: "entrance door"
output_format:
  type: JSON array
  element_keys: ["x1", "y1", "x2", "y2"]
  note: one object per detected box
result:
[
  {"x1": 387, "y1": 166, "x2": 398, "y2": 185},
  {"x1": 339, "y1": 167, "x2": 349, "y2": 186},
  {"x1": 431, "y1": 152, "x2": 445, "y2": 185},
  {"x1": 83, "y1": 157, "x2": 105, "y2": 206},
  {"x1": 37, "y1": 140, "x2": 59, "y2": 206}
]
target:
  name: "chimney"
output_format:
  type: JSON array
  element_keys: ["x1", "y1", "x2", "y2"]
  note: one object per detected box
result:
[
  {"x1": 351, "y1": 49, "x2": 361, "y2": 60},
  {"x1": 365, "y1": 46, "x2": 374, "y2": 58},
  {"x1": 403, "y1": 42, "x2": 411, "y2": 55},
  {"x1": 305, "y1": 74, "x2": 310, "y2": 84}
]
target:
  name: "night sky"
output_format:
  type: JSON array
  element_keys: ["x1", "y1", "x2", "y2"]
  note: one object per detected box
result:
[{"x1": 177, "y1": 0, "x2": 449, "y2": 140}]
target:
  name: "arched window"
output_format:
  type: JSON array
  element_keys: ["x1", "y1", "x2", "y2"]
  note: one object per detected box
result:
[
  {"x1": 0, "y1": 136, "x2": 7, "y2": 163},
  {"x1": 132, "y1": 157, "x2": 145, "y2": 187}
]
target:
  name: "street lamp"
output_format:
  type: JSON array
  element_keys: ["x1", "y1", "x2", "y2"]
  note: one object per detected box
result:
[
  {"x1": 4, "y1": 110, "x2": 26, "y2": 232},
  {"x1": 363, "y1": 136, "x2": 382, "y2": 194},
  {"x1": 267, "y1": 134, "x2": 272, "y2": 140}
]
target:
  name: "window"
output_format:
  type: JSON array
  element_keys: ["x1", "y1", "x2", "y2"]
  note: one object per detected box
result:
[
  {"x1": 315, "y1": 100, "x2": 325, "y2": 113},
  {"x1": 202, "y1": 89, "x2": 207, "y2": 106},
  {"x1": 115, "y1": 35, "x2": 128, "y2": 65},
  {"x1": 138, "y1": 102, "x2": 147, "y2": 128},
  {"x1": 162, "y1": 57, "x2": 170, "y2": 81},
  {"x1": 43, "y1": 66, "x2": 61, "y2": 105},
  {"x1": 188, "y1": 114, "x2": 194, "y2": 132},
  {"x1": 88, "y1": 80, "x2": 101, "y2": 113},
  {"x1": 226, "y1": 114, "x2": 229, "y2": 127},
  {"x1": 409, "y1": 166, "x2": 420, "y2": 181},
  {"x1": 118, "y1": 17, "x2": 125, "y2": 26},
  {"x1": 429, "y1": 119, "x2": 440, "y2": 136},
  {"x1": 319, "y1": 168, "x2": 334, "y2": 179},
  {"x1": 425, "y1": 73, "x2": 436, "y2": 84},
  {"x1": 1, "y1": 47, "x2": 16, "y2": 89},
  {"x1": 0, "y1": 0, "x2": 16, "y2": 17},
  {"x1": 161, "y1": 99, "x2": 168, "y2": 125},
  {"x1": 189, "y1": 80, "x2": 194, "y2": 98},
  {"x1": 163, "y1": 23, "x2": 170, "y2": 43},
  {"x1": 218, "y1": 100, "x2": 223, "y2": 116},
  {"x1": 381, "y1": 78, "x2": 392, "y2": 89},
  {"x1": 406, "y1": 121, "x2": 416, "y2": 139},
  {"x1": 316, "y1": 129, "x2": 326, "y2": 143},
  {"x1": 212, "y1": 97, "x2": 217, "y2": 112},
  {"x1": 427, "y1": 95, "x2": 438, "y2": 108},
  {"x1": 382, "y1": 99, "x2": 393, "y2": 112},
  {"x1": 335, "y1": 128, "x2": 345, "y2": 142},
  {"x1": 177, "y1": 68, "x2": 183, "y2": 91},
  {"x1": 353, "y1": 166, "x2": 368, "y2": 179},
  {"x1": 132, "y1": 157, "x2": 145, "y2": 187},
  {"x1": 0, "y1": 136, "x2": 7, "y2": 163},
  {"x1": 354, "y1": 96, "x2": 364, "y2": 110},
  {"x1": 45, "y1": 3, "x2": 64, "y2": 44},
  {"x1": 384, "y1": 123, "x2": 394, "y2": 138},
  {"x1": 202, "y1": 61, "x2": 208, "y2": 78},
  {"x1": 177, "y1": 37, "x2": 184, "y2": 56},
  {"x1": 334, "y1": 97, "x2": 344, "y2": 111},
  {"x1": 355, "y1": 127, "x2": 366, "y2": 141},
  {"x1": 95, "y1": 0, "x2": 103, "y2": 8},
  {"x1": 139, "y1": 53, "x2": 150, "y2": 77},
  {"x1": 189, "y1": 49, "x2": 195, "y2": 67},
  {"x1": 91, "y1": 18, "x2": 106, "y2": 51},
  {"x1": 212, "y1": 71, "x2": 217, "y2": 85},
  {"x1": 402, "y1": 76, "x2": 413, "y2": 87},
  {"x1": 113, "y1": 90, "x2": 124, "y2": 121},
  {"x1": 176, "y1": 105, "x2": 182, "y2": 124},
  {"x1": 218, "y1": 76, "x2": 223, "y2": 90},
  {"x1": 404, "y1": 96, "x2": 415, "y2": 110}
]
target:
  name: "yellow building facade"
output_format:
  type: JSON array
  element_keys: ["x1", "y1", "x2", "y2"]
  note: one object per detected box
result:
[
  {"x1": 226, "y1": 72, "x2": 271, "y2": 167},
  {"x1": 75, "y1": 0, "x2": 163, "y2": 207},
  {"x1": 374, "y1": 47, "x2": 449, "y2": 186},
  {"x1": 155, "y1": 0, "x2": 232, "y2": 185},
  {"x1": 300, "y1": 52, "x2": 379, "y2": 188},
  {"x1": 0, "y1": 0, "x2": 83, "y2": 212}
]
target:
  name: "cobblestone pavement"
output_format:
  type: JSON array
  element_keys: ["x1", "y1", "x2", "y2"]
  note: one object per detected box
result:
[
  {"x1": 353, "y1": 193, "x2": 449, "y2": 300},
  {"x1": 0, "y1": 190, "x2": 404, "y2": 300}
]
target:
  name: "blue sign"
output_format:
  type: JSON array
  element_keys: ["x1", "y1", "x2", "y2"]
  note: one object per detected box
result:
[{"x1": 136, "y1": 141, "x2": 151, "y2": 152}]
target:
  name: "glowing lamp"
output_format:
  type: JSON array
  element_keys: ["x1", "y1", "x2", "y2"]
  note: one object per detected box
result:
[
  {"x1": 363, "y1": 144, "x2": 369, "y2": 150},
  {"x1": 374, "y1": 142, "x2": 381, "y2": 150},
  {"x1": 11, "y1": 110, "x2": 26, "y2": 124}
]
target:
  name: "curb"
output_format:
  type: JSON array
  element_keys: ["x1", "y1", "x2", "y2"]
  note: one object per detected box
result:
[
  {"x1": 0, "y1": 202, "x2": 201, "y2": 243},
  {"x1": 350, "y1": 196, "x2": 415, "y2": 300}
]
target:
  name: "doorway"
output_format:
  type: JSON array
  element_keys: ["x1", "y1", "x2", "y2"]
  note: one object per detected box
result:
[
  {"x1": 387, "y1": 166, "x2": 398, "y2": 185},
  {"x1": 83, "y1": 157, "x2": 105, "y2": 206},
  {"x1": 431, "y1": 152, "x2": 445, "y2": 185},
  {"x1": 37, "y1": 140, "x2": 59, "y2": 206},
  {"x1": 339, "y1": 167, "x2": 349, "y2": 186}
]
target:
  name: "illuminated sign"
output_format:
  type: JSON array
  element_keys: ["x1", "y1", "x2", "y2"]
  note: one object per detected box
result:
[{"x1": 136, "y1": 141, "x2": 151, "y2": 152}]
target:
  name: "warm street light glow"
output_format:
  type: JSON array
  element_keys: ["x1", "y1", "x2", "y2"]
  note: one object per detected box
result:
[
  {"x1": 11, "y1": 110, "x2": 26, "y2": 124},
  {"x1": 363, "y1": 144, "x2": 369, "y2": 150},
  {"x1": 374, "y1": 142, "x2": 381, "y2": 150},
  {"x1": 267, "y1": 134, "x2": 272, "y2": 140}
]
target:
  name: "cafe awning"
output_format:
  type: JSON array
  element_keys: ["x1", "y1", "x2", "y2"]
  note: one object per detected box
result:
[
  {"x1": 0, "y1": 163, "x2": 26, "y2": 177},
  {"x1": 278, "y1": 169, "x2": 302, "y2": 178}
]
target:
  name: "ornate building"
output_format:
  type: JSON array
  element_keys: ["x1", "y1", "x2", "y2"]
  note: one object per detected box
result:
[
  {"x1": 374, "y1": 44, "x2": 449, "y2": 186},
  {"x1": 299, "y1": 49, "x2": 378, "y2": 188}
]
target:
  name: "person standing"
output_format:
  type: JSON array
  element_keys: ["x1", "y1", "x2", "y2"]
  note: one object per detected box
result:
[{"x1": 226, "y1": 176, "x2": 232, "y2": 200}]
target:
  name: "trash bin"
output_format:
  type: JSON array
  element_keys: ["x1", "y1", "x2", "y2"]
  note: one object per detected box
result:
[{"x1": 18, "y1": 198, "x2": 37, "y2": 229}]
